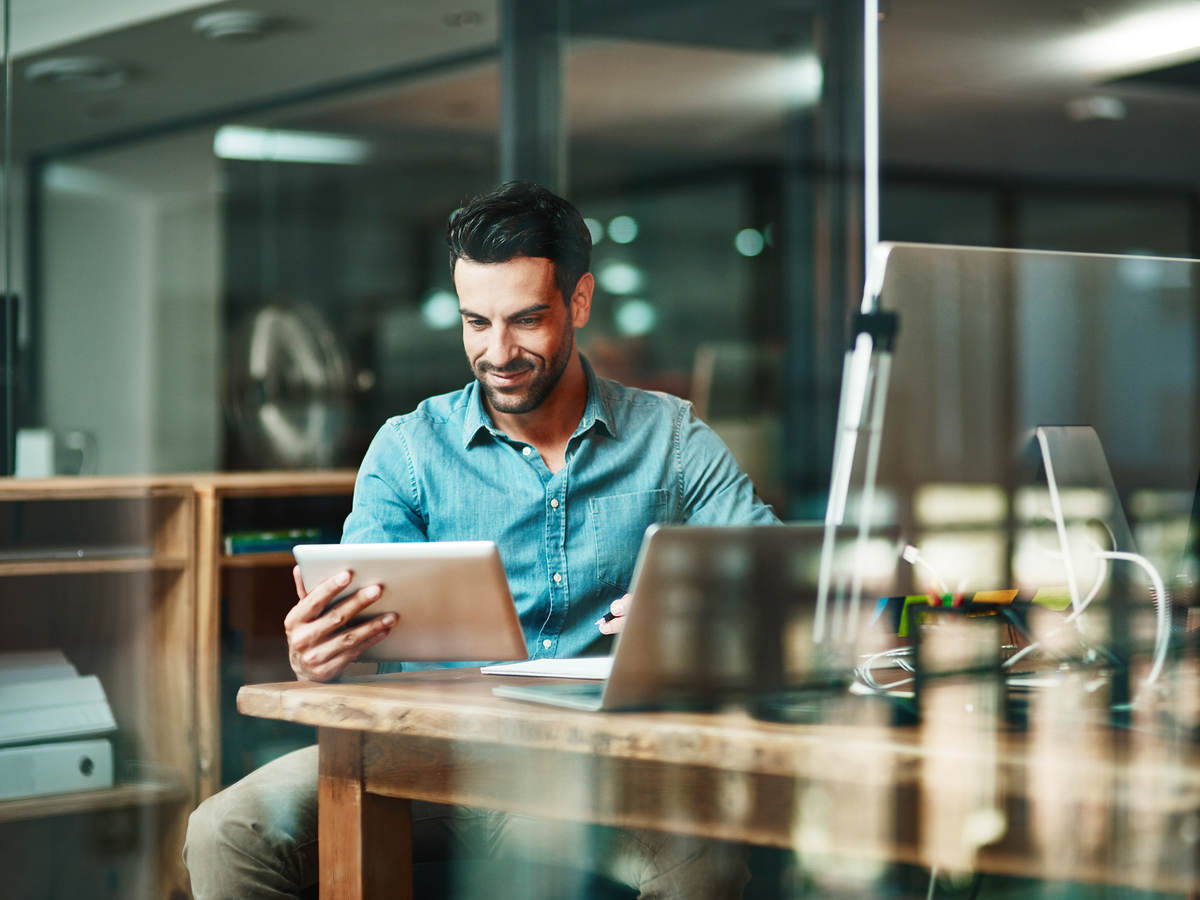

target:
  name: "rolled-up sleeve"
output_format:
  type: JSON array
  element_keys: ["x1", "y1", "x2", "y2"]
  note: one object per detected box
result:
[
  {"x1": 675, "y1": 403, "x2": 781, "y2": 526},
  {"x1": 341, "y1": 422, "x2": 429, "y2": 543}
]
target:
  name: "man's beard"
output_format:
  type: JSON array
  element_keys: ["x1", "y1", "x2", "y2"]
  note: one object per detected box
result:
[{"x1": 474, "y1": 326, "x2": 574, "y2": 415}]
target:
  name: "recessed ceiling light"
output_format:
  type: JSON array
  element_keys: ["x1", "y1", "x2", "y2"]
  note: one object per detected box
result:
[
  {"x1": 25, "y1": 57, "x2": 129, "y2": 92},
  {"x1": 192, "y1": 9, "x2": 276, "y2": 41},
  {"x1": 1065, "y1": 94, "x2": 1126, "y2": 122},
  {"x1": 213, "y1": 125, "x2": 372, "y2": 165},
  {"x1": 443, "y1": 10, "x2": 485, "y2": 28}
]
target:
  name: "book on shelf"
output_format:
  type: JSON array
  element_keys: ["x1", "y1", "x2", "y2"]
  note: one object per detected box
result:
[{"x1": 222, "y1": 528, "x2": 337, "y2": 555}]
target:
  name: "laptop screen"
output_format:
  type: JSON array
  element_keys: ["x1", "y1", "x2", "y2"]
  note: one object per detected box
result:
[{"x1": 602, "y1": 523, "x2": 896, "y2": 711}]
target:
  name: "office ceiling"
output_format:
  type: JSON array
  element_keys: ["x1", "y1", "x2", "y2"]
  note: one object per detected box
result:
[{"x1": 8, "y1": 0, "x2": 1200, "y2": 187}]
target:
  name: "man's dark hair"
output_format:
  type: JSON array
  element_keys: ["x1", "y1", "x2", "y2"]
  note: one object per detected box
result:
[{"x1": 447, "y1": 181, "x2": 592, "y2": 303}]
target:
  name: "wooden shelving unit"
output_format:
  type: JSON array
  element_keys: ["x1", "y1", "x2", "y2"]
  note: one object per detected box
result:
[
  {"x1": 0, "y1": 779, "x2": 190, "y2": 825},
  {"x1": 191, "y1": 471, "x2": 356, "y2": 795},
  {"x1": 0, "y1": 476, "x2": 197, "y2": 899},
  {"x1": 0, "y1": 470, "x2": 356, "y2": 898}
]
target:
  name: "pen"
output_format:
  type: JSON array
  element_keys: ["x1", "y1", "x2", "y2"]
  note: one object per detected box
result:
[{"x1": 596, "y1": 611, "x2": 616, "y2": 625}]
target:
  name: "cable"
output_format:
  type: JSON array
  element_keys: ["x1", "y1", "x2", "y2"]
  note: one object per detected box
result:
[
  {"x1": 1009, "y1": 531, "x2": 1171, "y2": 693},
  {"x1": 902, "y1": 544, "x2": 951, "y2": 596},
  {"x1": 856, "y1": 646, "x2": 915, "y2": 693},
  {"x1": 1003, "y1": 553, "x2": 1108, "y2": 670},
  {"x1": 1101, "y1": 549, "x2": 1170, "y2": 690}
]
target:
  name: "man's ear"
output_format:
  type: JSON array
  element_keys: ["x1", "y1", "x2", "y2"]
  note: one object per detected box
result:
[{"x1": 570, "y1": 272, "x2": 594, "y2": 328}]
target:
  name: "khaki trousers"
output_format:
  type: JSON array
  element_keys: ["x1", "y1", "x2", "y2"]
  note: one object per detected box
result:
[{"x1": 185, "y1": 745, "x2": 749, "y2": 899}]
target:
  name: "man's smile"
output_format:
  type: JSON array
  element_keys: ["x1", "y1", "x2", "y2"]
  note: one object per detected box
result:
[{"x1": 480, "y1": 364, "x2": 534, "y2": 389}]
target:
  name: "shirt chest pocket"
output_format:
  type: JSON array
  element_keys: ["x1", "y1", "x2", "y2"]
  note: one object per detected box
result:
[{"x1": 588, "y1": 489, "x2": 670, "y2": 591}]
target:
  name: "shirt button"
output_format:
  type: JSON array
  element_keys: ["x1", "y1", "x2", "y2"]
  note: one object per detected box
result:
[
  {"x1": 553, "y1": 572, "x2": 562, "y2": 584},
  {"x1": 550, "y1": 498, "x2": 559, "y2": 509},
  {"x1": 542, "y1": 639, "x2": 552, "y2": 649},
  {"x1": 522, "y1": 446, "x2": 532, "y2": 456}
]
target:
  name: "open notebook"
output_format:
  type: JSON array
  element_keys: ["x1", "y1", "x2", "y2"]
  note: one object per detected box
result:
[{"x1": 487, "y1": 522, "x2": 859, "y2": 712}]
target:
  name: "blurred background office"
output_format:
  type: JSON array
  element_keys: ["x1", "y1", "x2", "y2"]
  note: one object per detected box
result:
[
  {"x1": 3, "y1": 2, "x2": 1200, "y2": 898},
  {"x1": 3, "y1": 0, "x2": 1199, "y2": 518}
]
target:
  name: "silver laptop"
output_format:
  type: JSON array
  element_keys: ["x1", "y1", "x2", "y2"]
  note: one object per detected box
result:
[{"x1": 491, "y1": 522, "x2": 869, "y2": 712}]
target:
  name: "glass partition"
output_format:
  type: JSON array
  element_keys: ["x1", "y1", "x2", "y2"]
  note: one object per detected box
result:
[
  {"x1": 2, "y1": 2, "x2": 1199, "y2": 898},
  {"x1": 861, "y1": 243, "x2": 1199, "y2": 563},
  {"x1": 836, "y1": 243, "x2": 1200, "y2": 710},
  {"x1": 879, "y1": 2, "x2": 1200, "y2": 259},
  {"x1": 1, "y1": 0, "x2": 870, "y2": 523},
  {"x1": 813, "y1": 242, "x2": 1200, "y2": 895},
  {"x1": 1, "y1": 0, "x2": 11, "y2": 475},
  {"x1": 0, "y1": 3, "x2": 870, "y2": 898}
]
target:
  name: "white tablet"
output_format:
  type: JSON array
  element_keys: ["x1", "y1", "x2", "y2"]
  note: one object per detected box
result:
[{"x1": 292, "y1": 542, "x2": 528, "y2": 662}]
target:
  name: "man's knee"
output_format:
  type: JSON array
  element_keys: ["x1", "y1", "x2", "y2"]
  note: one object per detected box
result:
[
  {"x1": 623, "y1": 831, "x2": 749, "y2": 899},
  {"x1": 184, "y1": 787, "x2": 254, "y2": 864},
  {"x1": 183, "y1": 745, "x2": 320, "y2": 898}
]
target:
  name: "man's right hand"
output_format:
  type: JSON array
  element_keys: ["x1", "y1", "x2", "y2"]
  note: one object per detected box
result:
[{"x1": 285, "y1": 565, "x2": 397, "y2": 682}]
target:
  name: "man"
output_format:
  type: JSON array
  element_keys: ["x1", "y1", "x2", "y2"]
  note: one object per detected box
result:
[{"x1": 186, "y1": 181, "x2": 779, "y2": 898}]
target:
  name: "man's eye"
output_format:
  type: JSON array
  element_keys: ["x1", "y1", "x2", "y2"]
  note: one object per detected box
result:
[
  {"x1": 465, "y1": 319, "x2": 487, "y2": 329},
  {"x1": 517, "y1": 317, "x2": 539, "y2": 327}
]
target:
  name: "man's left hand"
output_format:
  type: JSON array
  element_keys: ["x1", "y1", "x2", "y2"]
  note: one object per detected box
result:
[{"x1": 596, "y1": 593, "x2": 631, "y2": 634}]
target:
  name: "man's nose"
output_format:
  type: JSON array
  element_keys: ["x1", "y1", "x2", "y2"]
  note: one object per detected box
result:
[{"x1": 484, "y1": 326, "x2": 518, "y2": 365}]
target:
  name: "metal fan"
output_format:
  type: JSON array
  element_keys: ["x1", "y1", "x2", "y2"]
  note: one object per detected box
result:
[{"x1": 225, "y1": 303, "x2": 351, "y2": 468}]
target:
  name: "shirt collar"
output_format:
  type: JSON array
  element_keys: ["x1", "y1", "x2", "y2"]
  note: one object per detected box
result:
[
  {"x1": 461, "y1": 379, "x2": 496, "y2": 449},
  {"x1": 575, "y1": 355, "x2": 617, "y2": 441},
  {"x1": 460, "y1": 354, "x2": 616, "y2": 450}
]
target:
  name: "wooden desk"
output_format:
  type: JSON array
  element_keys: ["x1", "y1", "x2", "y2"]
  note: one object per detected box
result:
[{"x1": 238, "y1": 669, "x2": 1200, "y2": 898}]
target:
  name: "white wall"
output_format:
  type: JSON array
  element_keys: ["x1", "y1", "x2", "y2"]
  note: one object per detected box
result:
[
  {"x1": 40, "y1": 132, "x2": 221, "y2": 474},
  {"x1": 152, "y1": 188, "x2": 222, "y2": 473}
]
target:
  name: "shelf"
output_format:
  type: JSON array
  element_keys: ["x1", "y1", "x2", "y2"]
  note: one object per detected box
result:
[
  {"x1": 0, "y1": 555, "x2": 189, "y2": 578},
  {"x1": 221, "y1": 550, "x2": 298, "y2": 569},
  {"x1": 0, "y1": 777, "x2": 189, "y2": 824},
  {"x1": 0, "y1": 478, "x2": 192, "y2": 502},
  {"x1": 191, "y1": 470, "x2": 357, "y2": 498}
]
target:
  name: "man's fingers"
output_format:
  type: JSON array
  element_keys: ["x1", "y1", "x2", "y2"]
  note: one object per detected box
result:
[
  {"x1": 596, "y1": 593, "x2": 632, "y2": 635},
  {"x1": 300, "y1": 614, "x2": 397, "y2": 672},
  {"x1": 290, "y1": 585, "x2": 389, "y2": 657},
  {"x1": 597, "y1": 615, "x2": 624, "y2": 635},
  {"x1": 306, "y1": 626, "x2": 393, "y2": 683},
  {"x1": 292, "y1": 565, "x2": 307, "y2": 602},
  {"x1": 284, "y1": 569, "x2": 353, "y2": 629},
  {"x1": 316, "y1": 584, "x2": 384, "y2": 634}
]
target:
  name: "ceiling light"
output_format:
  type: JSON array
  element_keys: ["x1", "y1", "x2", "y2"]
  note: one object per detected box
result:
[
  {"x1": 597, "y1": 262, "x2": 645, "y2": 295},
  {"x1": 735, "y1": 52, "x2": 823, "y2": 111},
  {"x1": 607, "y1": 216, "x2": 639, "y2": 244},
  {"x1": 420, "y1": 290, "x2": 461, "y2": 330},
  {"x1": 734, "y1": 228, "x2": 766, "y2": 257},
  {"x1": 25, "y1": 57, "x2": 128, "y2": 92},
  {"x1": 443, "y1": 10, "x2": 485, "y2": 28},
  {"x1": 1065, "y1": 94, "x2": 1126, "y2": 121},
  {"x1": 193, "y1": 9, "x2": 276, "y2": 41},
  {"x1": 615, "y1": 299, "x2": 657, "y2": 337},
  {"x1": 1058, "y1": 3, "x2": 1200, "y2": 75},
  {"x1": 783, "y1": 54, "x2": 824, "y2": 106},
  {"x1": 214, "y1": 125, "x2": 371, "y2": 165},
  {"x1": 583, "y1": 217, "x2": 604, "y2": 245}
]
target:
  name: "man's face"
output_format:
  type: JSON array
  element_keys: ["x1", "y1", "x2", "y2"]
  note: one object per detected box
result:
[{"x1": 455, "y1": 255, "x2": 591, "y2": 416}]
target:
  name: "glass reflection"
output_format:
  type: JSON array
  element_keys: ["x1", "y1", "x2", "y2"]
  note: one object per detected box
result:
[{"x1": 838, "y1": 242, "x2": 1200, "y2": 895}]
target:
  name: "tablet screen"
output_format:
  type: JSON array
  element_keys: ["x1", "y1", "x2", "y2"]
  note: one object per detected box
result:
[{"x1": 293, "y1": 542, "x2": 528, "y2": 662}]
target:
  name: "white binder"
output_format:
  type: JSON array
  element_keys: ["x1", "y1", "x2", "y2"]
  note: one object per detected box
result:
[
  {"x1": 0, "y1": 651, "x2": 117, "y2": 747},
  {"x1": 0, "y1": 738, "x2": 114, "y2": 800}
]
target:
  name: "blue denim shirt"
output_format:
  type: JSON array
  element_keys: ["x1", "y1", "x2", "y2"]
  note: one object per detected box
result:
[{"x1": 342, "y1": 358, "x2": 779, "y2": 670}]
